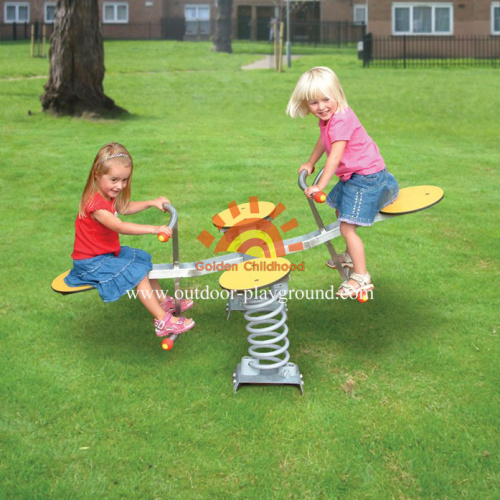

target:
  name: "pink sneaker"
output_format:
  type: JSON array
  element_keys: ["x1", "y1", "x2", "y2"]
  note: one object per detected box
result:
[
  {"x1": 160, "y1": 296, "x2": 194, "y2": 314},
  {"x1": 154, "y1": 312, "x2": 195, "y2": 337}
]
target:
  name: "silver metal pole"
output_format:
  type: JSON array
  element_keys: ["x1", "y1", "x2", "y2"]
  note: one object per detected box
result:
[
  {"x1": 162, "y1": 203, "x2": 182, "y2": 316},
  {"x1": 298, "y1": 170, "x2": 348, "y2": 282},
  {"x1": 286, "y1": 0, "x2": 291, "y2": 68}
]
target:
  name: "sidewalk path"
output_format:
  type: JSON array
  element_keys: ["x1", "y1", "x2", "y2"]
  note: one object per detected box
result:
[{"x1": 242, "y1": 54, "x2": 303, "y2": 70}]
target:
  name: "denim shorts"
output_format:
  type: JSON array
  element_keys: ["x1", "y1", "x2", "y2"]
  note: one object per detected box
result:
[
  {"x1": 326, "y1": 169, "x2": 399, "y2": 226},
  {"x1": 65, "y1": 246, "x2": 152, "y2": 303}
]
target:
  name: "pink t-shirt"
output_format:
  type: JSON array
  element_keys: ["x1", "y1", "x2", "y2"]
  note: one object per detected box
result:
[{"x1": 320, "y1": 107, "x2": 385, "y2": 181}]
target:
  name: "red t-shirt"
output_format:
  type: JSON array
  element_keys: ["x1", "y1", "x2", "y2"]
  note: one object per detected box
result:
[{"x1": 71, "y1": 193, "x2": 121, "y2": 260}]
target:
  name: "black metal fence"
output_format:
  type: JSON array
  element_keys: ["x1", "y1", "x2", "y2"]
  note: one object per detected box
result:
[
  {"x1": 1, "y1": 19, "x2": 363, "y2": 46},
  {"x1": 236, "y1": 20, "x2": 365, "y2": 46},
  {"x1": 288, "y1": 21, "x2": 365, "y2": 47},
  {"x1": 0, "y1": 21, "x2": 33, "y2": 41},
  {"x1": 0, "y1": 20, "x2": 185, "y2": 42},
  {"x1": 362, "y1": 34, "x2": 500, "y2": 68},
  {"x1": 3, "y1": 20, "x2": 498, "y2": 69}
]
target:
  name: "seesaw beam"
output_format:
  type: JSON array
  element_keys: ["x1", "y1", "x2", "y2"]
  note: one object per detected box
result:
[
  {"x1": 56, "y1": 186, "x2": 443, "y2": 285},
  {"x1": 148, "y1": 212, "x2": 396, "y2": 280}
]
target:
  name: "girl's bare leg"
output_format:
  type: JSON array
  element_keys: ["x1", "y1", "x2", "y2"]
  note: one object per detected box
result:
[
  {"x1": 334, "y1": 210, "x2": 348, "y2": 264},
  {"x1": 136, "y1": 276, "x2": 167, "y2": 321},
  {"x1": 149, "y1": 278, "x2": 168, "y2": 303},
  {"x1": 340, "y1": 222, "x2": 369, "y2": 287},
  {"x1": 136, "y1": 276, "x2": 193, "y2": 325}
]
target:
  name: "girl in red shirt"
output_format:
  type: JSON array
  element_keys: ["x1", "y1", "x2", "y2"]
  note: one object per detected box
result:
[{"x1": 65, "y1": 142, "x2": 195, "y2": 337}]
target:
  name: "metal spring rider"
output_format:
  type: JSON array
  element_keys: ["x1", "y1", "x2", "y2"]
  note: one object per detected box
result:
[
  {"x1": 219, "y1": 257, "x2": 304, "y2": 393},
  {"x1": 244, "y1": 292, "x2": 289, "y2": 370}
]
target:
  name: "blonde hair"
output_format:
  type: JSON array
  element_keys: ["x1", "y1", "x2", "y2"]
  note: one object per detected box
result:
[
  {"x1": 286, "y1": 66, "x2": 348, "y2": 119},
  {"x1": 78, "y1": 142, "x2": 133, "y2": 217}
]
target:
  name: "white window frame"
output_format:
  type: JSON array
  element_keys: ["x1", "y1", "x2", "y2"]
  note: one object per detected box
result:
[
  {"x1": 492, "y1": 2, "x2": 500, "y2": 35},
  {"x1": 44, "y1": 2, "x2": 56, "y2": 24},
  {"x1": 353, "y1": 4, "x2": 368, "y2": 26},
  {"x1": 185, "y1": 4, "x2": 211, "y2": 36},
  {"x1": 392, "y1": 3, "x2": 453, "y2": 35},
  {"x1": 102, "y1": 2, "x2": 129, "y2": 24},
  {"x1": 4, "y1": 2, "x2": 30, "y2": 23}
]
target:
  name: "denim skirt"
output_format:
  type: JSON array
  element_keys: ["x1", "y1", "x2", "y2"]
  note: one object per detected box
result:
[
  {"x1": 326, "y1": 169, "x2": 399, "y2": 226},
  {"x1": 65, "y1": 246, "x2": 153, "y2": 303}
]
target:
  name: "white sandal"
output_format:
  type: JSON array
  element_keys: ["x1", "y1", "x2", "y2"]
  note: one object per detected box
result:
[
  {"x1": 336, "y1": 272, "x2": 374, "y2": 297},
  {"x1": 326, "y1": 252, "x2": 354, "y2": 270}
]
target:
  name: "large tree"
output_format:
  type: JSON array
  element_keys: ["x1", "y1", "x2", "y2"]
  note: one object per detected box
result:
[
  {"x1": 213, "y1": 0, "x2": 233, "y2": 53},
  {"x1": 40, "y1": 0, "x2": 126, "y2": 117}
]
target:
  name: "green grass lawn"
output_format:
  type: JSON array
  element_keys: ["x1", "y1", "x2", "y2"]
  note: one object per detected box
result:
[{"x1": 1, "y1": 40, "x2": 499, "y2": 499}]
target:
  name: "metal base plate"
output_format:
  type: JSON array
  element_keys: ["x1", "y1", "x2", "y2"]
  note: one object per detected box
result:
[{"x1": 233, "y1": 357, "x2": 304, "y2": 394}]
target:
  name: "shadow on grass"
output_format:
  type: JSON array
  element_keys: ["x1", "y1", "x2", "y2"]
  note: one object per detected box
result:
[
  {"x1": 289, "y1": 279, "x2": 436, "y2": 356},
  {"x1": 50, "y1": 274, "x2": 439, "y2": 384},
  {"x1": 55, "y1": 290, "x2": 242, "y2": 363}
]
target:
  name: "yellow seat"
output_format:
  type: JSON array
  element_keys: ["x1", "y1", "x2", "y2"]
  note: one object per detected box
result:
[
  {"x1": 380, "y1": 185, "x2": 444, "y2": 215},
  {"x1": 213, "y1": 200, "x2": 276, "y2": 230},
  {"x1": 219, "y1": 257, "x2": 291, "y2": 291},
  {"x1": 51, "y1": 270, "x2": 94, "y2": 295}
]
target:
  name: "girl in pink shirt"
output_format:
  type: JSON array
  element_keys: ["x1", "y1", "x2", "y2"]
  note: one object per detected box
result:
[{"x1": 287, "y1": 67, "x2": 399, "y2": 297}]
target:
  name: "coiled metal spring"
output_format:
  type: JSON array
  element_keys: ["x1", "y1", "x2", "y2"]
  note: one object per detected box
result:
[{"x1": 243, "y1": 293, "x2": 290, "y2": 370}]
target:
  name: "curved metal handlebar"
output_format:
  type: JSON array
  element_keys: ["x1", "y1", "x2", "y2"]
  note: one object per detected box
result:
[
  {"x1": 298, "y1": 168, "x2": 327, "y2": 204},
  {"x1": 298, "y1": 168, "x2": 325, "y2": 193},
  {"x1": 162, "y1": 203, "x2": 178, "y2": 229},
  {"x1": 298, "y1": 170, "x2": 309, "y2": 191},
  {"x1": 298, "y1": 167, "x2": 347, "y2": 280}
]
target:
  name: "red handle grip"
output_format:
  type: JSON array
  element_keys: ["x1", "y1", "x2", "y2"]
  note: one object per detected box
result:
[
  {"x1": 313, "y1": 191, "x2": 327, "y2": 203},
  {"x1": 158, "y1": 232, "x2": 171, "y2": 243},
  {"x1": 161, "y1": 337, "x2": 174, "y2": 350}
]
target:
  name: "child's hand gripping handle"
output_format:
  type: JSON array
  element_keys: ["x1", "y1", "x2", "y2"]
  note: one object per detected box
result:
[
  {"x1": 158, "y1": 203, "x2": 178, "y2": 243},
  {"x1": 299, "y1": 168, "x2": 348, "y2": 282},
  {"x1": 298, "y1": 169, "x2": 326, "y2": 203},
  {"x1": 313, "y1": 191, "x2": 327, "y2": 203}
]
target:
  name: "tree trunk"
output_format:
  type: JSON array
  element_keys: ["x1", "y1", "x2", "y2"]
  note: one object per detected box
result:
[
  {"x1": 40, "y1": 0, "x2": 126, "y2": 117},
  {"x1": 213, "y1": 0, "x2": 233, "y2": 53}
]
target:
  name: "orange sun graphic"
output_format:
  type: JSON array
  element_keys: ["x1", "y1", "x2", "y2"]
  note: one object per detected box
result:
[{"x1": 197, "y1": 196, "x2": 304, "y2": 258}]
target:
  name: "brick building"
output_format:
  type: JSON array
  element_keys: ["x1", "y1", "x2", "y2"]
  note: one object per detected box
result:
[
  {"x1": 368, "y1": 0, "x2": 499, "y2": 36},
  {"x1": 1, "y1": 1, "x2": 498, "y2": 39}
]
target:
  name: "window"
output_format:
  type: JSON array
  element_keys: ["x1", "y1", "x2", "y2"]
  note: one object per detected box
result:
[
  {"x1": 185, "y1": 5, "x2": 210, "y2": 36},
  {"x1": 493, "y1": 2, "x2": 500, "y2": 35},
  {"x1": 4, "y1": 2, "x2": 29, "y2": 23},
  {"x1": 392, "y1": 3, "x2": 453, "y2": 35},
  {"x1": 103, "y1": 2, "x2": 129, "y2": 23},
  {"x1": 353, "y1": 5, "x2": 368, "y2": 26},
  {"x1": 45, "y1": 2, "x2": 56, "y2": 23}
]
